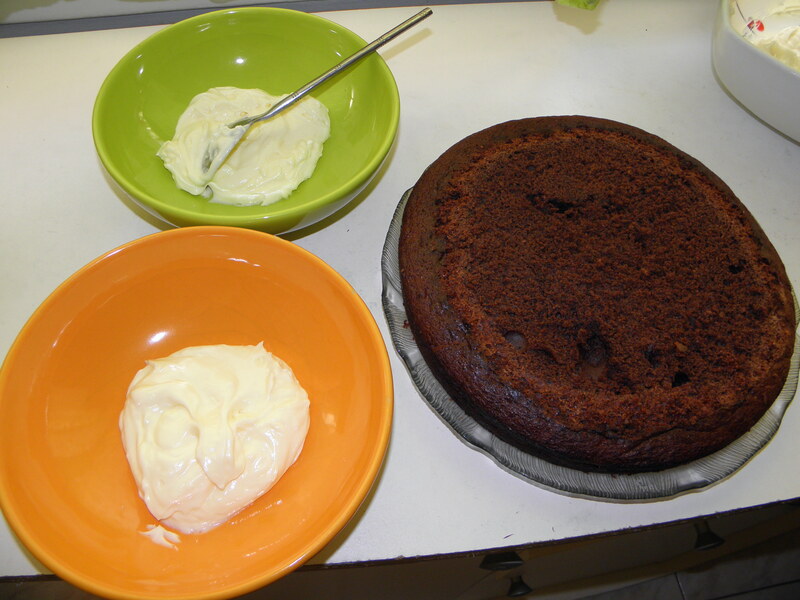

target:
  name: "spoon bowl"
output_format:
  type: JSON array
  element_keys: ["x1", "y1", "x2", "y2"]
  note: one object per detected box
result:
[{"x1": 93, "y1": 7, "x2": 405, "y2": 234}]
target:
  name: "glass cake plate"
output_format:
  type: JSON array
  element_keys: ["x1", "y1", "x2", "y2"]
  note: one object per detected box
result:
[{"x1": 381, "y1": 188, "x2": 800, "y2": 501}]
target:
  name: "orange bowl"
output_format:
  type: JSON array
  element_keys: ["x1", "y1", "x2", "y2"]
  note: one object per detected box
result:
[{"x1": 0, "y1": 227, "x2": 392, "y2": 599}]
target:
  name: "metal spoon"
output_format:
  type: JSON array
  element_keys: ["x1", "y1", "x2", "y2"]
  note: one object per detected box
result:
[{"x1": 200, "y1": 7, "x2": 433, "y2": 180}]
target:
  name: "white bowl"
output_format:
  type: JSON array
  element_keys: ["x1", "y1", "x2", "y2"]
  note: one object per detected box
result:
[{"x1": 712, "y1": 0, "x2": 800, "y2": 143}]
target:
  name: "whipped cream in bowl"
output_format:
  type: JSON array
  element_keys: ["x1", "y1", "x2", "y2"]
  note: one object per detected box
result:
[
  {"x1": 713, "y1": 0, "x2": 800, "y2": 142},
  {"x1": 0, "y1": 224, "x2": 394, "y2": 598},
  {"x1": 158, "y1": 86, "x2": 331, "y2": 207},
  {"x1": 732, "y1": 0, "x2": 800, "y2": 72},
  {"x1": 119, "y1": 342, "x2": 310, "y2": 537}
]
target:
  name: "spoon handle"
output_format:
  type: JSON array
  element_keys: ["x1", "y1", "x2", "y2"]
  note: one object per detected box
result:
[{"x1": 229, "y1": 7, "x2": 432, "y2": 128}]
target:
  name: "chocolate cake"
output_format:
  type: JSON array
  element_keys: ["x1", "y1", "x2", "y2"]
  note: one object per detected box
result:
[{"x1": 398, "y1": 116, "x2": 796, "y2": 473}]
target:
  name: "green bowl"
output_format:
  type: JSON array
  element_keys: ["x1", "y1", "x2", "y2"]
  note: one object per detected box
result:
[{"x1": 92, "y1": 7, "x2": 400, "y2": 234}]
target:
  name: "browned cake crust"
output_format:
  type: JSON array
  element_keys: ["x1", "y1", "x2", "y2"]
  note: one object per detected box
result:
[{"x1": 398, "y1": 116, "x2": 796, "y2": 473}]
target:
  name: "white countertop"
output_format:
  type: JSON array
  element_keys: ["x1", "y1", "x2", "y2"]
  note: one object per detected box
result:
[{"x1": 1, "y1": 0, "x2": 799, "y2": 578}]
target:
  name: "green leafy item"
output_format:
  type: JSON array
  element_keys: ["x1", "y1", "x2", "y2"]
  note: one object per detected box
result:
[{"x1": 555, "y1": 0, "x2": 601, "y2": 9}]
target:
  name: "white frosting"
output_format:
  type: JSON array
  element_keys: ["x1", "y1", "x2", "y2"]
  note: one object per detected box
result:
[
  {"x1": 736, "y1": 0, "x2": 800, "y2": 71},
  {"x1": 158, "y1": 86, "x2": 330, "y2": 206},
  {"x1": 120, "y1": 343, "x2": 310, "y2": 534},
  {"x1": 753, "y1": 24, "x2": 800, "y2": 70},
  {"x1": 140, "y1": 524, "x2": 181, "y2": 549}
]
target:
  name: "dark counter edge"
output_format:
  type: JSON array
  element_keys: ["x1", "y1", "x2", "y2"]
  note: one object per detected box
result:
[
  {"x1": 0, "y1": 0, "x2": 536, "y2": 39},
  {"x1": 1, "y1": 498, "x2": 798, "y2": 583}
]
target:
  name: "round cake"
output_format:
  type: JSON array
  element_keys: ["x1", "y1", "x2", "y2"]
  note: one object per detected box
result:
[{"x1": 398, "y1": 116, "x2": 796, "y2": 473}]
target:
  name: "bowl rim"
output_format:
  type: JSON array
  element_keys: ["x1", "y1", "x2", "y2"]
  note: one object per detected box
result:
[
  {"x1": 91, "y1": 6, "x2": 401, "y2": 230},
  {"x1": 0, "y1": 225, "x2": 394, "y2": 600}
]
